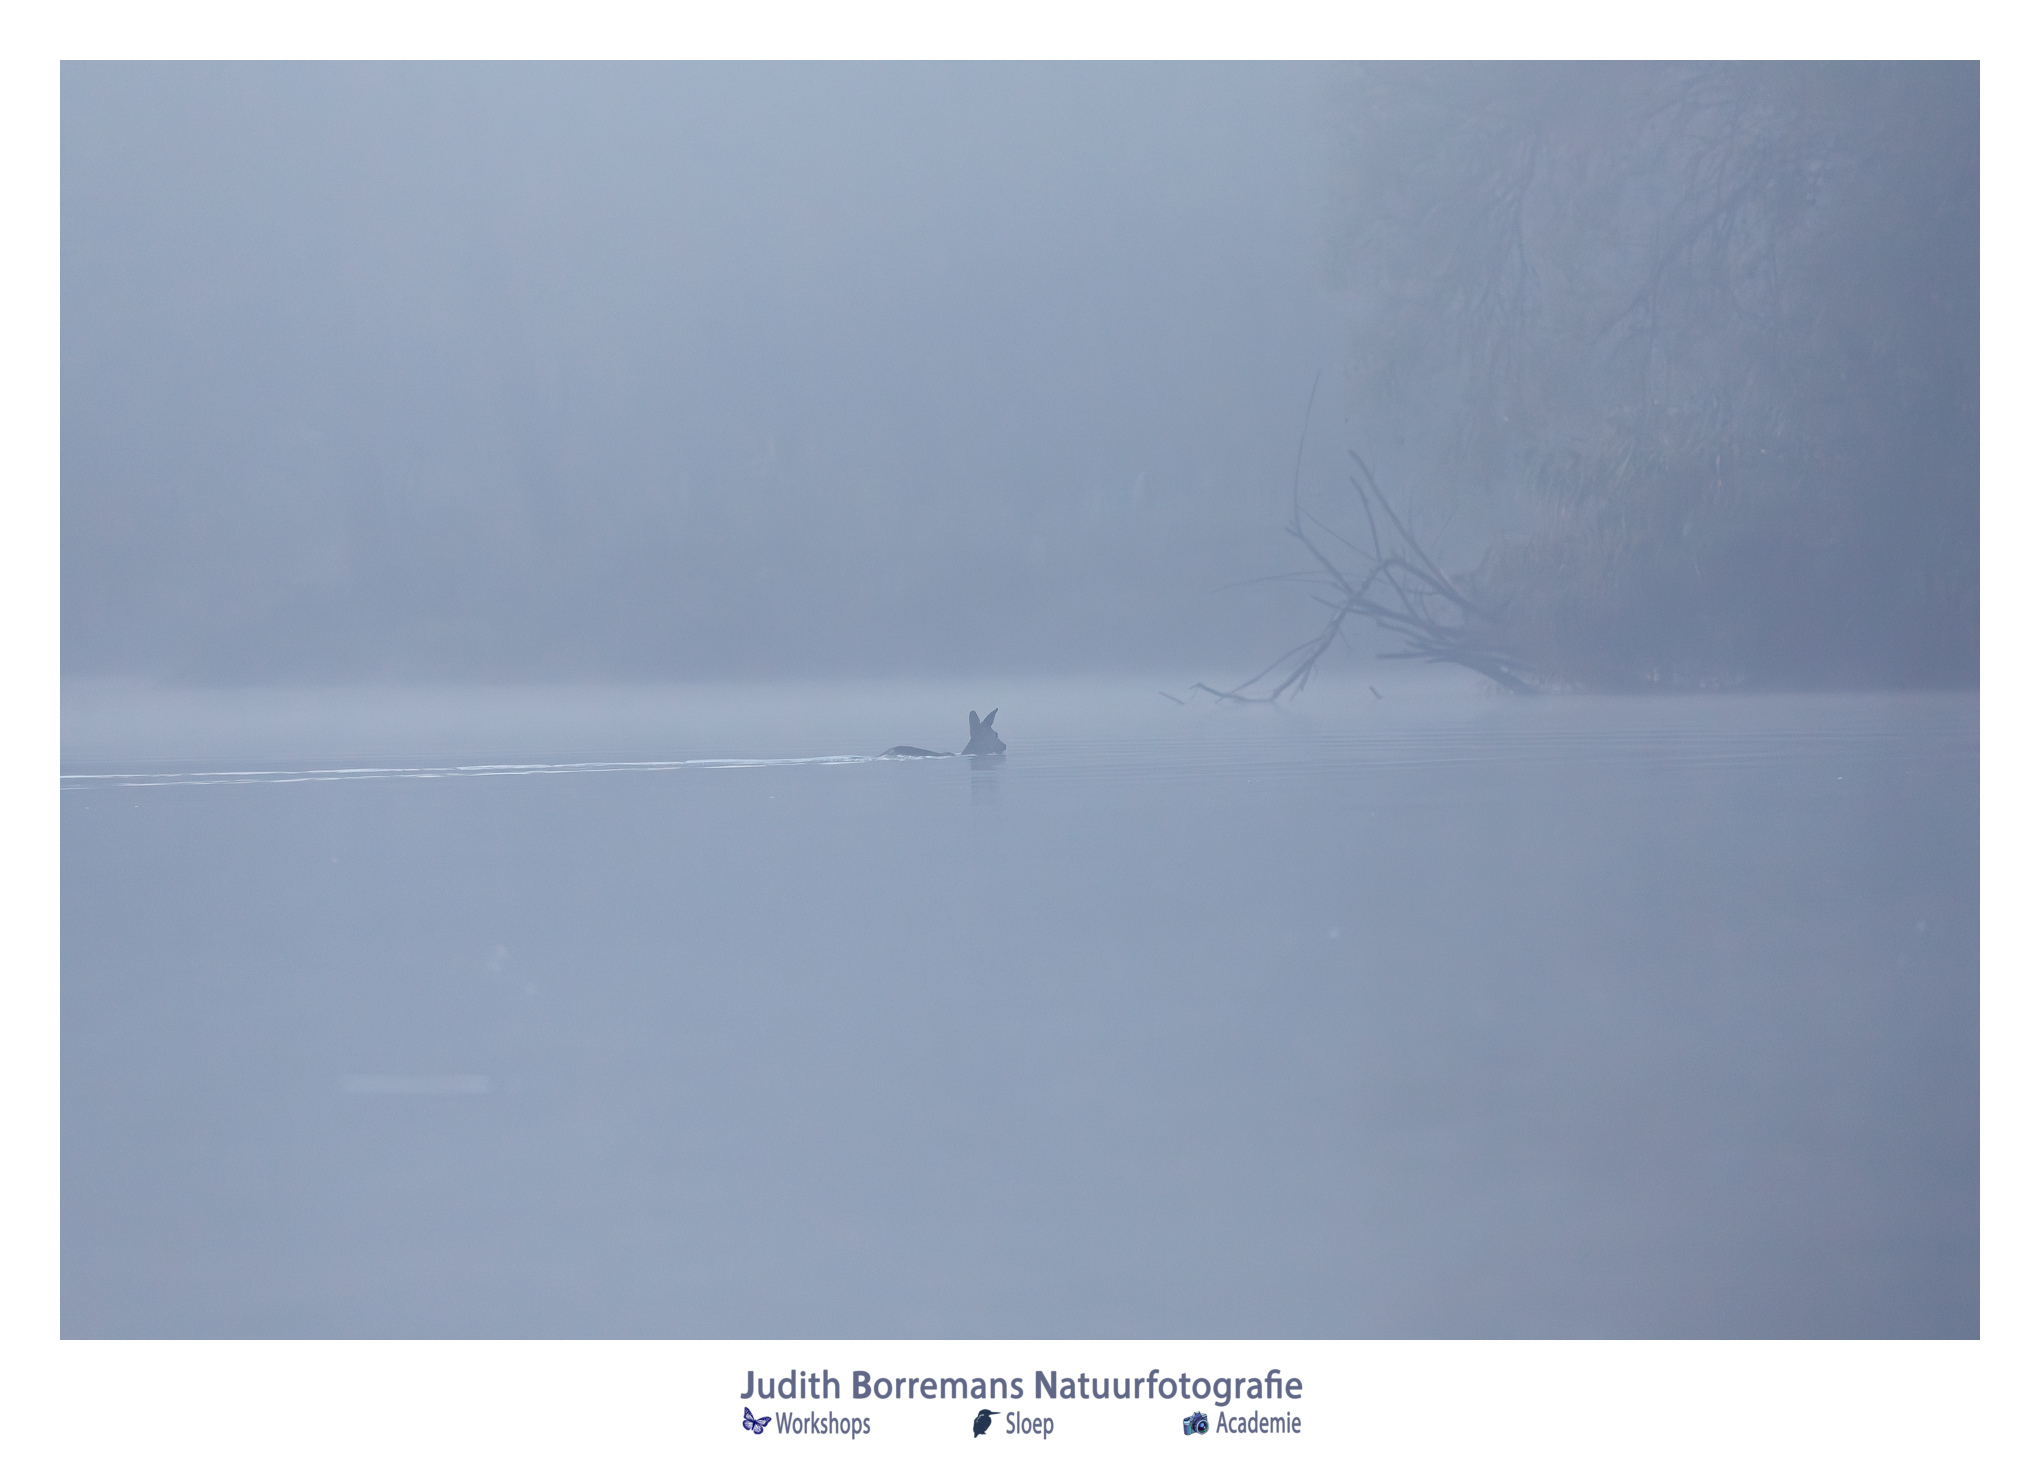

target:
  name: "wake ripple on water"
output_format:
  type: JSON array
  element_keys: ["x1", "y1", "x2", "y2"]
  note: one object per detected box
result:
[{"x1": 58, "y1": 753, "x2": 901, "y2": 789}]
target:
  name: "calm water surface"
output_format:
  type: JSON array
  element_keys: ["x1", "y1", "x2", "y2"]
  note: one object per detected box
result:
[{"x1": 62, "y1": 676, "x2": 1978, "y2": 1337}]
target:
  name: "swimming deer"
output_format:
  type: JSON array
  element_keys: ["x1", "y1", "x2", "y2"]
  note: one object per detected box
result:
[{"x1": 881, "y1": 709, "x2": 1006, "y2": 758}]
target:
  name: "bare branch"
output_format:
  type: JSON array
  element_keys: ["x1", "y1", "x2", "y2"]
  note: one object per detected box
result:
[{"x1": 1204, "y1": 446, "x2": 1537, "y2": 700}]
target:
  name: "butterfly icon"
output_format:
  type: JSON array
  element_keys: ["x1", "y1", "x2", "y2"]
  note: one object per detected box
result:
[{"x1": 742, "y1": 1407, "x2": 770, "y2": 1434}]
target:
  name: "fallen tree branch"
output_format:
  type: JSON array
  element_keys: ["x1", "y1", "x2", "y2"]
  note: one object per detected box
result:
[{"x1": 1201, "y1": 448, "x2": 1538, "y2": 701}]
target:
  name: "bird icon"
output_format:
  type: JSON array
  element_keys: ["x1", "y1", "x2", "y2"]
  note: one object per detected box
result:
[{"x1": 973, "y1": 1408, "x2": 994, "y2": 1437}]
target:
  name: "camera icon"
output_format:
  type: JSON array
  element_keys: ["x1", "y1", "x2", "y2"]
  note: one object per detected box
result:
[{"x1": 1183, "y1": 1412, "x2": 1209, "y2": 1435}]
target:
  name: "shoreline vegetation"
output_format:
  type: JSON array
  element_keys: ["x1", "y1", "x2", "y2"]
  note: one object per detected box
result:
[
  {"x1": 1200, "y1": 433, "x2": 1978, "y2": 700},
  {"x1": 1208, "y1": 63, "x2": 1976, "y2": 699}
]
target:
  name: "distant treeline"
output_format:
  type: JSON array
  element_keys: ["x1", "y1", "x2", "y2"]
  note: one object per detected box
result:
[{"x1": 1256, "y1": 62, "x2": 1977, "y2": 694}]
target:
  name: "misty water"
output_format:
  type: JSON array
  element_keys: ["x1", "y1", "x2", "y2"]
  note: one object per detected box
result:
[{"x1": 61, "y1": 676, "x2": 1977, "y2": 1338}]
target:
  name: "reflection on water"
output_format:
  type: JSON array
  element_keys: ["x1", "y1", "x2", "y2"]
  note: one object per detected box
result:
[
  {"x1": 970, "y1": 753, "x2": 1003, "y2": 807},
  {"x1": 61, "y1": 675, "x2": 1978, "y2": 1337}
]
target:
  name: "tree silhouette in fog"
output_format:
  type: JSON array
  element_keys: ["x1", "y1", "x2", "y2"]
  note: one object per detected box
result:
[{"x1": 1240, "y1": 62, "x2": 1976, "y2": 693}]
